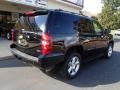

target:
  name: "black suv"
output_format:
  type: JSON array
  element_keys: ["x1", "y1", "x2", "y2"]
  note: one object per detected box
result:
[{"x1": 10, "y1": 10, "x2": 114, "y2": 79}]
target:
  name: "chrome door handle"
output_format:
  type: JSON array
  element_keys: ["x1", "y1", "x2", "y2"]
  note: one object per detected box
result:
[{"x1": 83, "y1": 39, "x2": 90, "y2": 43}]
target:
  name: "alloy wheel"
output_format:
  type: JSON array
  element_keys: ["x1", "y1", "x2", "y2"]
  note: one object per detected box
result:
[{"x1": 68, "y1": 56, "x2": 80, "y2": 76}]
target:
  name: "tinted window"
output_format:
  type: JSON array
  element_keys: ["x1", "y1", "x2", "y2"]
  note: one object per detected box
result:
[
  {"x1": 93, "y1": 21, "x2": 102, "y2": 35},
  {"x1": 48, "y1": 12, "x2": 77, "y2": 34},
  {"x1": 77, "y1": 18, "x2": 93, "y2": 34},
  {"x1": 14, "y1": 15, "x2": 48, "y2": 32}
]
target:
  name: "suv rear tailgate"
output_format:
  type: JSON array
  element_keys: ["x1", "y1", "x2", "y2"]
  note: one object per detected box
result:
[{"x1": 12, "y1": 12, "x2": 48, "y2": 57}]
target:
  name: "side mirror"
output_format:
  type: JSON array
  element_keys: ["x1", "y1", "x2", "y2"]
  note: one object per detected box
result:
[{"x1": 104, "y1": 29, "x2": 111, "y2": 34}]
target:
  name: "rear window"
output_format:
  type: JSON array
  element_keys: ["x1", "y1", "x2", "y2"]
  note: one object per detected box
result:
[{"x1": 14, "y1": 15, "x2": 48, "y2": 32}]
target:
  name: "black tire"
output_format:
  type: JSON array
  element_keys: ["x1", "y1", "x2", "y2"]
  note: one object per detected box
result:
[
  {"x1": 104, "y1": 43, "x2": 113, "y2": 59},
  {"x1": 6, "y1": 32, "x2": 11, "y2": 40},
  {"x1": 60, "y1": 52, "x2": 81, "y2": 79}
]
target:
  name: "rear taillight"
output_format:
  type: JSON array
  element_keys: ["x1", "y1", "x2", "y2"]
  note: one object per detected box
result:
[
  {"x1": 24, "y1": 11, "x2": 36, "y2": 16},
  {"x1": 12, "y1": 29, "x2": 14, "y2": 44},
  {"x1": 41, "y1": 33, "x2": 53, "y2": 55}
]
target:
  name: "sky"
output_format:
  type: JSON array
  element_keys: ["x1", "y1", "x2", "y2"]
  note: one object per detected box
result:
[
  {"x1": 83, "y1": 0, "x2": 103, "y2": 15},
  {"x1": 66, "y1": 0, "x2": 103, "y2": 15}
]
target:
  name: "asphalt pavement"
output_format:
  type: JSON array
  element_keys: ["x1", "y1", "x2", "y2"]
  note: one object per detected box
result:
[{"x1": 0, "y1": 36, "x2": 120, "y2": 90}]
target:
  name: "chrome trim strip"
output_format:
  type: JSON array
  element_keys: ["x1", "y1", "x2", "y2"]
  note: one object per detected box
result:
[{"x1": 11, "y1": 49, "x2": 38, "y2": 62}]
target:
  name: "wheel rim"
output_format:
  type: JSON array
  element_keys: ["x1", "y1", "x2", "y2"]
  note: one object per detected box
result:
[
  {"x1": 108, "y1": 45, "x2": 113, "y2": 57},
  {"x1": 68, "y1": 56, "x2": 80, "y2": 76},
  {"x1": 7, "y1": 33, "x2": 10, "y2": 39}
]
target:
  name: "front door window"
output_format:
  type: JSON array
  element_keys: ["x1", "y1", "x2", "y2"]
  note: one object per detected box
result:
[{"x1": 93, "y1": 21, "x2": 102, "y2": 35}]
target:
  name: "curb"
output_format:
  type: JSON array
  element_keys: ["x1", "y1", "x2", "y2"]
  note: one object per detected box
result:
[{"x1": 0, "y1": 56, "x2": 14, "y2": 61}]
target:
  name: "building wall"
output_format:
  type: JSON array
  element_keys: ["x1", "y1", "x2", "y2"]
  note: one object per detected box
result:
[
  {"x1": 0, "y1": 0, "x2": 80, "y2": 13},
  {"x1": 0, "y1": 1, "x2": 38, "y2": 13},
  {"x1": 48, "y1": 0, "x2": 80, "y2": 13}
]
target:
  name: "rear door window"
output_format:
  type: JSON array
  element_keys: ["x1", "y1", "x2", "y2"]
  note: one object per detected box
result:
[
  {"x1": 48, "y1": 12, "x2": 77, "y2": 34},
  {"x1": 77, "y1": 18, "x2": 94, "y2": 35}
]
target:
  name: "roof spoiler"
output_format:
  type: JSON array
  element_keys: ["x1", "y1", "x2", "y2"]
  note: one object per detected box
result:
[{"x1": 23, "y1": 10, "x2": 49, "y2": 16}]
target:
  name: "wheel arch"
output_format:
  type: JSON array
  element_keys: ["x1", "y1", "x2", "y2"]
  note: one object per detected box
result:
[{"x1": 65, "y1": 45, "x2": 84, "y2": 59}]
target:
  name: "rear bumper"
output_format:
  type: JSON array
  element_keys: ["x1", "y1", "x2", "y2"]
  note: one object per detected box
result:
[
  {"x1": 11, "y1": 48, "x2": 64, "y2": 69},
  {"x1": 11, "y1": 48, "x2": 38, "y2": 63}
]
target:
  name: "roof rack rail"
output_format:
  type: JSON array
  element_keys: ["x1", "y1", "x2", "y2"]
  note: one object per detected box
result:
[
  {"x1": 36, "y1": 9, "x2": 88, "y2": 17},
  {"x1": 54, "y1": 9, "x2": 81, "y2": 16},
  {"x1": 54, "y1": 9, "x2": 64, "y2": 11}
]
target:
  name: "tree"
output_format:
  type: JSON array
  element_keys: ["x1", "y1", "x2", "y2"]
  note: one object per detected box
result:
[{"x1": 98, "y1": 0, "x2": 120, "y2": 30}]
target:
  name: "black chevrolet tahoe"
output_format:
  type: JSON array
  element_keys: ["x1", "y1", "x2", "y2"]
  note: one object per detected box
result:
[{"x1": 10, "y1": 9, "x2": 114, "y2": 79}]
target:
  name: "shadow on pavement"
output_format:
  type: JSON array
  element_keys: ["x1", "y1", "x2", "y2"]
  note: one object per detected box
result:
[
  {"x1": 0, "y1": 59, "x2": 30, "y2": 68},
  {"x1": 49, "y1": 51, "x2": 120, "y2": 87},
  {"x1": 0, "y1": 50, "x2": 120, "y2": 87}
]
